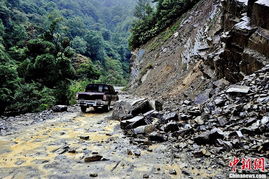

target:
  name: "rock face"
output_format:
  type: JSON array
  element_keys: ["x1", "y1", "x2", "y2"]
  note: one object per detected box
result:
[
  {"x1": 217, "y1": 0, "x2": 269, "y2": 83},
  {"x1": 251, "y1": 0, "x2": 269, "y2": 29}
]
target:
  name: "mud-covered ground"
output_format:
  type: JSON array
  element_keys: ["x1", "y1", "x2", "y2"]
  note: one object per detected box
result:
[{"x1": 0, "y1": 100, "x2": 222, "y2": 179}]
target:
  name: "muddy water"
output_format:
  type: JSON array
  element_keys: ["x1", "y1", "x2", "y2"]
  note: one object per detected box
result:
[{"x1": 0, "y1": 112, "x2": 219, "y2": 178}]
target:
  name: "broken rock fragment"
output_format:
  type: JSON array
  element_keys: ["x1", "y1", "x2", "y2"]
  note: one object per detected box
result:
[
  {"x1": 194, "y1": 128, "x2": 225, "y2": 145},
  {"x1": 163, "y1": 121, "x2": 179, "y2": 132},
  {"x1": 120, "y1": 116, "x2": 147, "y2": 129},
  {"x1": 52, "y1": 105, "x2": 68, "y2": 112},
  {"x1": 131, "y1": 99, "x2": 153, "y2": 116},
  {"x1": 162, "y1": 112, "x2": 178, "y2": 121},
  {"x1": 226, "y1": 85, "x2": 250, "y2": 94},
  {"x1": 148, "y1": 132, "x2": 165, "y2": 142},
  {"x1": 84, "y1": 155, "x2": 103, "y2": 163}
]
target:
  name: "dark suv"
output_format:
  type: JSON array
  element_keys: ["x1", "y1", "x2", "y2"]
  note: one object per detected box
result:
[{"x1": 77, "y1": 84, "x2": 119, "y2": 112}]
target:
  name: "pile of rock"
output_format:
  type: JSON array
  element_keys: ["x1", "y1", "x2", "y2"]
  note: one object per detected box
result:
[
  {"x1": 113, "y1": 65, "x2": 269, "y2": 163},
  {"x1": 0, "y1": 105, "x2": 79, "y2": 136}
]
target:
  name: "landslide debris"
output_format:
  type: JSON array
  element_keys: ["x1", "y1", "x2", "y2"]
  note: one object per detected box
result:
[{"x1": 112, "y1": 65, "x2": 269, "y2": 175}]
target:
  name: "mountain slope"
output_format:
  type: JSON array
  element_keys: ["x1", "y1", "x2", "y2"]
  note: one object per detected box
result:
[
  {"x1": 129, "y1": 0, "x2": 269, "y2": 107},
  {"x1": 129, "y1": 0, "x2": 222, "y2": 101}
]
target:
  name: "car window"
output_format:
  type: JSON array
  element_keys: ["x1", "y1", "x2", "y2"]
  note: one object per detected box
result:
[
  {"x1": 109, "y1": 86, "x2": 115, "y2": 93},
  {"x1": 103, "y1": 86, "x2": 109, "y2": 93},
  {"x1": 98, "y1": 85, "x2": 103, "y2": 92},
  {"x1": 86, "y1": 84, "x2": 104, "y2": 92}
]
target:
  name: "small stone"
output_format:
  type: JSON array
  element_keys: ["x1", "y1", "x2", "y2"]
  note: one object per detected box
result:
[
  {"x1": 214, "y1": 97, "x2": 225, "y2": 106},
  {"x1": 134, "y1": 151, "x2": 141, "y2": 156},
  {"x1": 182, "y1": 170, "x2": 191, "y2": 176},
  {"x1": 236, "y1": 131, "x2": 244, "y2": 138},
  {"x1": 80, "y1": 136, "x2": 89, "y2": 140},
  {"x1": 217, "y1": 118, "x2": 228, "y2": 127},
  {"x1": 84, "y1": 155, "x2": 103, "y2": 162},
  {"x1": 183, "y1": 100, "x2": 192, "y2": 105},
  {"x1": 148, "y1": 132, "x2": 165, "y2": 142},
  {"x1": 169, "y1": 169, "x2": 177, "y2": 175},
  {"x1": 164, "y1": 121, "x2": 179, "y2": 132},
  {"x1": 127, "y1": 149, "x2": 133, "y2": 155},
  {"x1": 194, "y1": 116, "x2": 204, "y2": 125},
  {"x1": 143, "y1": 174, "x2": 149, "y2": 178},
  {"x1": 226, "y1": 85, "x2": 250, "y2": 94},
  {"x1": 162, "y1": 112, "x2": 178, "y2": 121},
  {"x1": 261, "y1": 116, "x2": 269, "y2": 125},
  {"x1": 89, "y1": 173, "x2": 98, "y2": 177}
]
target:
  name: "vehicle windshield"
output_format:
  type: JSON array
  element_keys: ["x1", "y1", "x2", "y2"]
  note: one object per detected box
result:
[{"x1": 85, "y1": 84, "x2": 107, "y2": 92}]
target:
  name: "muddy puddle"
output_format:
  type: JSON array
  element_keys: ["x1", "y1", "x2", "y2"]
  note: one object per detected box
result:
[{"x1": 0, "y1": 112, "x2": 220, "y2": 178}]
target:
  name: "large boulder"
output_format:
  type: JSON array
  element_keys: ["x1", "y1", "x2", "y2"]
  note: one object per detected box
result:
[
  {"x1": 111, "y1": 101, "x2": 132, "y2": 120},
  {"x1": 131, "y1": 99, "x2": 154, "y2": 116}
]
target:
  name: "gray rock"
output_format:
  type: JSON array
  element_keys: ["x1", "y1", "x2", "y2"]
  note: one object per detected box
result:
[
  {"x1": 84, "y1": 155, "x2": 103, "y2": 162},
  {"x1": 214, "y1": 97, "x2": 225, "y2": 106},
  {"x1": 194, "y1": 128, "x2": 224, "y2": 145},
  {"x1": 226, "y1": 85, "x2": 250, "y2": 94},
  {"x1": 143, "y1": 174, "x2": 150, "y2": 178},
  {"x1": 52, "y1": 105, "x2": 68, "y2": 112},
  {"x1": 257, "y1": 97, "x2": 269, "y2": 103},
  {"x1": 162, "y1": 112, "x2": 178, "y2": 121},
  {"x1": 131, "y1": 99, "x2": 153, "y2": 116},
  {"x1": 89, "y1": 173, "x2": 98, "y2": 177},
  {"x1": 79, "y1": 136, "x2": 89, "y2": 140},
  {"x1": 133, "y1": 124, "x2": 155, "y2": 135},
  {"x1": 261, "y1": 116, "x2": 269, "y2": 125},
  {"x1": 111, "y1": 101, "x2": 132, "y2": 120},
  {"x1": 169, "y1": 169, "x2": 177, "y2": 175},
  {"x1": 121, "y1": 116, "x2": 147, "y2": 129},
  {"x1": 217, "y1": 118, "x2": 228, "y2": 127},
  {"x1": 194, "y1": 116, "x2": 204, "y2": 125},
  {"x1": 163, "y1": 121, "x2": 179, "y2": 132},
  {"x1": 173, "y1": 128, "x2": 194, "y2": 137},
  {"x1": 149, "y1": 100, "x2": 163, "y2": 111},
  {"x1": 148, "y1": 132, "x2": 165, "y2": 142}
]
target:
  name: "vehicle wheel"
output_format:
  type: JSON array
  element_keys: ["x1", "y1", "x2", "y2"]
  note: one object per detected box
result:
[
  {"x1": 103, "y1": 102, "x2": 110, "y2": 112},
  {"x1": 81, "y1": 106, "x2": 87, "y2": 113}
]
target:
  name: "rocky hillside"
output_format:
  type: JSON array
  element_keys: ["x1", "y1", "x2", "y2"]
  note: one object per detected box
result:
[
  {"x1": 113, "y1": 64, "x2": 269, "y2": 177},
  {"x1": 129, "y1": 0, "x2": 269, "y2": 106}
]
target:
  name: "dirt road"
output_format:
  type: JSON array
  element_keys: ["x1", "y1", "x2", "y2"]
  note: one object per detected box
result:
[{"x1": 0, "y1": 108, "x2": 219, "y2": 179}]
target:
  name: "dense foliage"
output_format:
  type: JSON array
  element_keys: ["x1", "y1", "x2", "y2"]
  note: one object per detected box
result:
[
  {"x1": 129, "y1": 0, "x2": 200, "y2": 49},
  {"x1": 0, "y1": 0, "x2": 136, "y2": 115}
]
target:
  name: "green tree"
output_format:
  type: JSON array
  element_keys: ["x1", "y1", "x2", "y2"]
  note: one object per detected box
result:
[
  {"x1": 134, "y1": 0, "x2": 153, "y2": 20},
  {"x1": 71, "y1": 36, "x2": 87, "y2": 54},
  {"x1": 0, "y1": 63, "x2": 19, "y2": 114},
  {"x1": 84, "y1": 30, "x2": 105, "y2": 62}
]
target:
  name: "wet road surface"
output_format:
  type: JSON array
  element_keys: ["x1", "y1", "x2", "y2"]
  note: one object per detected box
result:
[{"x1": 0, "y1": 110, "x2": 219, "y2": 178}]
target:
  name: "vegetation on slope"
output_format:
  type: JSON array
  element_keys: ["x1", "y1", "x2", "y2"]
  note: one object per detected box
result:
[
  {"x1": 129, "y1": 0, "x2": 201, "y2": 49},
  {"x1": 0, "y1": 0, "x2": 136, "y2": 115}
]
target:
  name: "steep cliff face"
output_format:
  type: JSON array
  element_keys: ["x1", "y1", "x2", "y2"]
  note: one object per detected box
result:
[
  {"x1": 217, "y1": 0, "x2": 269, "y2": 83},
  {"x1": 130, "y1": 0, "x2": 269, "y2": 104},
  {"x1": 130, "y1": 0, "x2": 223, "y2": 101}
]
